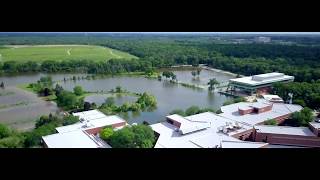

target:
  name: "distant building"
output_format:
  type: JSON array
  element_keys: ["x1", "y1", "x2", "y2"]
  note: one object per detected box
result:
[
  {"x1": 228, "y1": 72, "x2": 294, "y2": 95},
  {"x1": 254, "y1": 36, "x2": 271, "y2": 43},
  {"x1": 42, "y1": 110, "x2": 127, "y2": 148}
]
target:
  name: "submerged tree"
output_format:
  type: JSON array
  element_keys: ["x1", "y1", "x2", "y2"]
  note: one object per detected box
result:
[{"x1": 208, "y1": 78, "x2": 219, "y2": 91}]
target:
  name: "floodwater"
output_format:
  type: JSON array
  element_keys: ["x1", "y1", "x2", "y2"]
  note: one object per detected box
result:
[
  {"x1": 0, "y1": 87, "x2": 60, "y2": 130},
  {"x1": 0, "y1": 69, "x2": 235, "y2": 126}
]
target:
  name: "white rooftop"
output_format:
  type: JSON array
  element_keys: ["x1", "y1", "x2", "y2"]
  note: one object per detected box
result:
[
  {"x1": 220, "y1": 100, "x2": 302, "y2": 126},
  {"x1": 220, "y1": 140, "x2": 268, "y2": 148},
  {"x1": 229, "y1": 72, "x2": 294, "y2": 86},
  {"x1": 57, "y1": 110, "x2": 126, "y2": 133},
  {"x1": 73, "y1": 109, "x2": 107, "y2": 121},
  {"x1": 42, "y1": 130, "x2": 101, "y2": 148},
  {"x1": 262, "y1": 94, "x2": 283, "y2": 102},
  {"x1": 309, "y1": 122, "x2": 320, "y2": 129},
  {"x1": 254, "y1": 125, "x2": 316, "y2": 136},
  {"x1": 151, "y1": 112, "x2": 253, "y2": 148}
]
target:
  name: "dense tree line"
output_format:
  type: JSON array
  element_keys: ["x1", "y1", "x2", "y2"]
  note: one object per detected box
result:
[
  {"x1": 272, "y1": 81, "x2": 320, "y2": 110},
  {"x1": 1, "y1": 34, "x2": 320, "y2": 82},
  {"x1": 0, "y1": 59, "x2": 152, "y2": 74}
]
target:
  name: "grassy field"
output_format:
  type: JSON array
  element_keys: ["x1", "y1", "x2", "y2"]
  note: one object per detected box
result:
[{"x1": 0, "y1": 45, "x2": 138, "y2": 62}]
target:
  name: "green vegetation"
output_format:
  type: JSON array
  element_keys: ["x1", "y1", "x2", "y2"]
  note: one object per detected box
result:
[
  {"x1": 222, "y1": 97, "x2": 246, "y2": 106},
  {"x1": 99, "y1": 91, "x2": 157, "y2": 115},
  {"x1": 0, "y1": 113, "x2": 80, "y2": 148},
  {"x1": 29, "y1": 76, "x2": 54, "y2": 96},
  {"x1": 56, "y1": 90, "x2": 82, "y2": 110},
  {"x1": 73, "y1": 86, "x2": 84, "y2": 96},
  {"x1": 0, "y1": 45, "x2": 137, "y2": 62},
  {"x1": 170, "y1": 106, "x2": 217, "y2": 116},
  {"x1": 162, "y1": 71, "x2": 177, "y2": 82},
  {"x1": 290, "y1": 107, "x2": 313, "y2": 127},
  {"x1": 99, "y1": 126, "x2": 114, "y2": 141},
  {"x1": 208, "y1": 78, "x2": 219, "y2": 91},
  {"x1": 1, "y1": 34, "x2": 320, "y2": 83},
  {"x1": 272, "y1": 81, "x2": 320, "y2": 110},
  {"x1": 107, "y1": 124, "x2": 155, "y2": 148},
  {"x1": 264, "y1": 119, "x2": 278, "y2": 125}
]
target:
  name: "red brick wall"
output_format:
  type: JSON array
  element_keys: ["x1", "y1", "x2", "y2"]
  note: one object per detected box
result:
[
  {"x1": 85, "y1": 127, "x2": 103, "y2": 135},
  {"x1": 254, "y1": 131, "x2": 320, "y2": 147},
  {"x1": 256, "y1": 87, "x2": 272, "y2": 95},
  {"x1": 274, "y1": 114, "x2": 291, "y2": 124},
  {"x1": 85, "y1": 122, "x2": 127, "y2": 135},
  {"x1": 112, "y1": 122, "x2": 126, "y2": 128},
  {"x1": 239, "y1": 108, "x2": 254, "y2": 115},
  {"x1": 232, "y1": 129, "x2": 254, "y2": 140},
  {"x1": 256, "y1": 104, "x2": 273, "y2": 114}
]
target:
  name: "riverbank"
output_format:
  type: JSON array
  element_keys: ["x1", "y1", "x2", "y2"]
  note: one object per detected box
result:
[{"x1": 199, "y1": 65, "x2": 243, "y2": 77}]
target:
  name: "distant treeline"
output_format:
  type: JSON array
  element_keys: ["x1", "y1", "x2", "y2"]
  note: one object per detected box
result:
[
  {"x1": 1, "y1": 34, "x2": 320, "y2": 82},
  {"x1": 0, "y1": 59, "x2": 153, "y2": 74}
]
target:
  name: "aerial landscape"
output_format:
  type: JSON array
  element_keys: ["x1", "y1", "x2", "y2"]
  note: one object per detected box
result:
[{"x1": 0, "y1": 32, "x2": 320, "y2": 148}]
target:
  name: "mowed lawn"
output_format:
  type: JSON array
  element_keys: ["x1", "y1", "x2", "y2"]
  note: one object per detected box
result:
[{"x1": 0, "y1": 45, "x2": 138, "y2": 62}]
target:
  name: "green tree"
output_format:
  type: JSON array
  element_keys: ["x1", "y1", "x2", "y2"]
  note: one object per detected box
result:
[
  {"x1": 170, "y1": 109, "x2": 185, "y2": 116},
  {"x1": 130, "y1": 103, "x2": 141, "y2": 111},
  {"x1": 56, "y1": 90, "x2": 78, "y2": 109},
  {"x1": 54, "y1": 84, "x2": 64, "y2": 97},
  {"x1": 291, "y1": 107, "x2": 313, "y2": 126},
  {"x1": 196, "y1": 69, "x2": 201, "y2": 76},
  {"x1": 0, "y1": 136, "x2": 24, "y2": 148},
  {"x1": 120, "y1": 102, "x2": 131, "y2": 112},
  {"x1": 108, "y1": 125, "x2": 155, "y2": 148},
  {"x1": 264, "y1": 119, "x2": 277, "y2": 125},
  {"x1": 208, "y1": 78, "x2": 219, "y2": 91},
  {"x1": 137, "y1": 92, "x2": 157, "y2": 107},
  {"x1": 191, "y1": 71, "x2": 197, "y2": 78},
  {"x1": 108, "y1": 127, "x2": 135, "y2": 148},
  {"x1": 100, "y1": 127, "x2": 114, "y2": 140},
  {"x1": 185, "y1": 106, "x2": 201, "y2": 116},
  {"x1": 115, "y1": 86, "x2": 122, "y2": 93},
  {"x1": 0, "y1": 123, "x2": 11, "y2": 139},
  {"x1": 35, "y1": 114, "x2": 58, "y2": 128},
  {"x1": 73, "y1": 86, "x2": 84, "y2": 96},
  {"x1": 105, "y1": 97, "x2": 115, "y2": 107},
  {"x1": 63, "y1": 115, "x2": 79, "y2": 126}
]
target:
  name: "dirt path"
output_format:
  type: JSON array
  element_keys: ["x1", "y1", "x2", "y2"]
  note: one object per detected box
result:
[
  {"x1": 108, "y1": 49, "x2": 121, "y2": 58},
  {"x1": 67, "y1": 49, "x2": 72, "y2": 55}
]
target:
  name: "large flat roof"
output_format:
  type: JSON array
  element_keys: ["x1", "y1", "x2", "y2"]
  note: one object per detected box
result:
[
  {"x1": 229, "y1": 72, "x2": 294, "y2": 86},
  {"x1": 73, "y1": 109, "x2": 107, "y2": 121},
  {"x1": 254, "y1": 125, "x2": 316, "y2": 136},
  {"x1": 220, "y1": 100, "x2": 302, "y2": 126},
  {"x1": 57, "y1": 111, "x2": 126, "y2": 133},
  {"x1": 151, "y1": 112, "x2": 254, "y2": 148},
  {"x1": 151, "y1": 122, "x2": 242, "y2": 148},
  {"x1": 221, "y1": 141, "x2": 268, "y2": 148},
  {"x1": 42, "y1": 130, "x2": 101, "y2": 148},
  {"x1": 309, "y1": 122, "x2": 320, "y2": 129}
]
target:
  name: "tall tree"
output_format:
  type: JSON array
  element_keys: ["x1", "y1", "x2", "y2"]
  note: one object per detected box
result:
[{"x1": 208, "y1": 78, "x2": 219, "y2": 91}]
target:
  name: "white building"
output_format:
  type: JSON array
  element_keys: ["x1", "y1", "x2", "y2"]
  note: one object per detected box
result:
[
  {"x1": 42, "y1": 110, "x2": 127, "y2": 148},
  {"x1": 151, "y1": 112, "x2": 268, "y2": 148}
]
